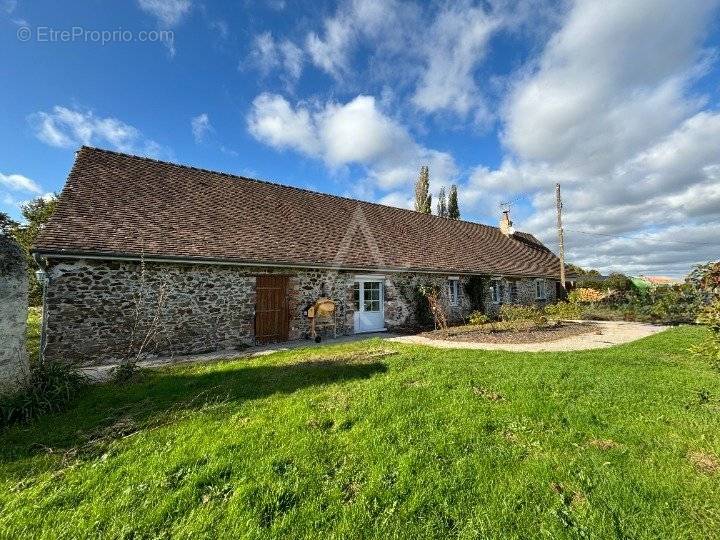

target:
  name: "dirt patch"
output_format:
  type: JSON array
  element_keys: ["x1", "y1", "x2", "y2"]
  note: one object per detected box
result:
[
  {"x1": 472, "y1": 386, "x2": 504, "y2": 401},
  {"x1": 688, "y1": 451, "x2": 719, "y2": 474},
  {"x1": 423, "y1": 322, "x2": 599, "y2": 344},
  {"x1": 588, "y1": 439, "x2": 620, "y2": 450},
  {"x1": 551, "y1": 482, "x2": 586, "y2": 507}
]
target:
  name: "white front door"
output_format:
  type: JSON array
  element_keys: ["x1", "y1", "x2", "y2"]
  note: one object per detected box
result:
[{"x1": 353, "y1": 279, "x2": 385, "y2": 333}]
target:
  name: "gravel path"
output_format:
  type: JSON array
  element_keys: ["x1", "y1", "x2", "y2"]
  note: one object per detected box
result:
[{"x1": 388, "y1": 321, "x2": 669, "y2": 352}]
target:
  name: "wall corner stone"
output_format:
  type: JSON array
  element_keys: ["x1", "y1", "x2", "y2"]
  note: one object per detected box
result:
[{"x1": 0, "y1": 234, "x2": 30, "y2": 394}]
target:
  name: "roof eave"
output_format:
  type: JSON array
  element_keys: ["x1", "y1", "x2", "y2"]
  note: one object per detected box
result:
[{"x1": 31, "y1": 248, "x2": 563, "y2": 280}]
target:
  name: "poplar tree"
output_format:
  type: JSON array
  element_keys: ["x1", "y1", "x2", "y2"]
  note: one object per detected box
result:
[
  {"x1": 437, "y1": 186, "x2": 448, "y2": 218},
  {"x1": 414, "y1": 166, "x2": 432, "y2": 214},
  {"x1": 448, "y1": 185, "x2": 460, "y2": 219}
]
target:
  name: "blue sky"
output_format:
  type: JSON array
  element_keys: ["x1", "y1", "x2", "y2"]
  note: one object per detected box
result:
[{"x1": 1, "y1": 0, "x2": 719, "y2": 277}]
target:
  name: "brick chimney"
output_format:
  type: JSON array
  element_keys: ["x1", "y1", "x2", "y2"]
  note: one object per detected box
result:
[{"x1": 500, "y1": 209, "x2": 515, "y2": 236}]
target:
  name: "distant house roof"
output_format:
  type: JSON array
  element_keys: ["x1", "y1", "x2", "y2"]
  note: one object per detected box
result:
[
  {"x1": 640, "y1": 275, "x2": 683, "y2": 286},
  {"x1": 34, "y1": 146, "x2": 566, "y2": 278}
]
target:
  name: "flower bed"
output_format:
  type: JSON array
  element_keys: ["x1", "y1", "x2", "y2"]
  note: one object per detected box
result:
[{"x1": 422, "y1": 320, "x2": 599, "y2": 344}]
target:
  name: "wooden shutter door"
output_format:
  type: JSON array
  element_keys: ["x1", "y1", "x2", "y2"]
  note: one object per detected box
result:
[{"x1": 255, "y1": 275, "x2": 290, "y2": 344}]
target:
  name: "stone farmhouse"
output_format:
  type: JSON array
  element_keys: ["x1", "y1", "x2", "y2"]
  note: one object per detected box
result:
[{"x1": 33, "y1": 147, "x2": 568, "y2": 365}]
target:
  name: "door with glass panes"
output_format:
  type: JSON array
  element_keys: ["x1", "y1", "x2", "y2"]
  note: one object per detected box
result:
[{"x1": 352, "y1": 278, "x2": 385, "y2": 333}]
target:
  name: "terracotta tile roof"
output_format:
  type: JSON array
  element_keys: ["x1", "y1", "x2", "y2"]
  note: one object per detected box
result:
[{"x1": 34, "y1": 146, "x2": 565, "y2": 278}]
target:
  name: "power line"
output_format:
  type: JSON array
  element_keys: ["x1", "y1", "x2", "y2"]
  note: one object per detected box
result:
[{"x1": 565, "y1": 228, "x2": 718, "y2": 247}]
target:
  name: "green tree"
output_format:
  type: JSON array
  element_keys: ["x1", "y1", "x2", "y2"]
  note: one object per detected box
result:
[
  {"x1": 0, "y1": 211, "x2": 18, "y2": 235},
  {"x1": 11, "y1": 195, "x2": 58, "y2": 305},
  {"x1": 436, "y1": 186, "x2": 447, "y2": 218},
  {"x1": 448, "y1": 185, "x2": 460, "y2": 219},
  {"x1": 566, "y1": 263, "x2": 602, "y2": 278},
  {"x1": 414, "y1": 166, "x2": 432, "y2": 214}
]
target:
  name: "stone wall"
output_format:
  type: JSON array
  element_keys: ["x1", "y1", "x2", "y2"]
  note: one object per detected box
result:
[
  {"x1": 43, "y1": 259, "x2": 357, "y2": 365},
  {"x1": 484, "y1": 277, "x2": 558, "y2": 317},
  {"x1": 384, "y1": 273, "x2": 472, "y2": 330},
  {"x1": 0, "y1": 235, "x2": 29, "y2": 394},
  {"x1": 42, "y1": 257, "x2": 558, "y2": 365}
]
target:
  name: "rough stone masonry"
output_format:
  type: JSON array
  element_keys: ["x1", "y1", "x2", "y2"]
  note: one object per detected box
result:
[
  {"x1": 0, "y1": 235, "x2": 30, "y2": 394},
  {"x1": 41, "y1": 257, "x2": 556, "y2": 366}
]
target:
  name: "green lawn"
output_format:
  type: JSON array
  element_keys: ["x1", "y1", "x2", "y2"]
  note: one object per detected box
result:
[{"x1": 1, "y1": 327, "x2": 719, "y2": 539}]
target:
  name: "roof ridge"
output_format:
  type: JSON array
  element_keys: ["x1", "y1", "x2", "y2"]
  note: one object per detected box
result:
[{"x1": 77, "y1": 145, "x2": 517, "y2": 235}]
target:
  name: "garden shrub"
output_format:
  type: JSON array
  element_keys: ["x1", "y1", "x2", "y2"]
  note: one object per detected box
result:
[
  {"x1": 630, "y1": 284, "x2": 703, "y2": 324},
  {"x1": 468, "y1": 311, "x2": 490, "y2": 325},
  {"x1": 500, "y1": 305, "x2": 547, "y2": 325},
  {"x1": 544, "y1": 302, "x2": 581, "y2": 320},
  {"x1": 0, "y1": 361, "x2": 86, "y2": 429},
  {"x1": 687, "y1": 261, "x2": 720, "y2": 297},
  {"x1": 568, "y1": 288, "x2": 604, "y2": 303},
  {"x1": 692, "y1": 297, "x2": 720, "y2": 371},
  {"x1": 605, "y1": 273, "x2": 633, "y2": 292}
]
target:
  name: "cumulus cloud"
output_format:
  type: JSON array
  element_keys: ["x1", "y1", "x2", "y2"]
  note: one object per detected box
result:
[
  {"x1": 247, "y1": 93, "x2": 320, "y2": 156},
  {"x1": 466, "y1": 0, "x2": 720, "y2": 277},
  {"x1": 247, "y1": 93, "x2": 458, "y2": 192},
  {"x1": 412, "y1": 2, "x2": 501, "y2": 122},
  {"x1": 29, "y1": 106, "x2": 168, "y2": 158},
  {"x1": 0, "y1": 172, "x2": 41, "y2": 193},
  {"x1": 137, "y1": 0, "x2": 191, "y2": 26},
  {"x1": 191, "y1": 113, "x2": 212, "y2": 143}
]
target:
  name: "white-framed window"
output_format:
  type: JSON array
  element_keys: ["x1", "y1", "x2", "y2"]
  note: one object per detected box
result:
[
  {"x1": 535, "y1": 279, "x2": 547, "y2": 300},
  {"x1": 447, "y1": 278, "x2": 460, "y2": 306},
  {"x1": 490, "y1": 279, "x2": 503, "y2": 304}
]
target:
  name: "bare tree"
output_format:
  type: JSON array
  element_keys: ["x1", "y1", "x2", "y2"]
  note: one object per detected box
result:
[
  {"x1": 117, "y1": 250, "x2": 172, "y2": 379},
  {"x1": 419, "y1": 284, "x2": 448, "y2": 330}
]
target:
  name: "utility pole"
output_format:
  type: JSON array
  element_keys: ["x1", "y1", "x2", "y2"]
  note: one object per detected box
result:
[{"x1": 555, "y1": 183, "x2": 566, "y2": 297}]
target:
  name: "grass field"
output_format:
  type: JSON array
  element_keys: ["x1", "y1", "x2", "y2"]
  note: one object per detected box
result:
[{"x1": 1, "y1": 326, "x2": 719, "y2": 538}]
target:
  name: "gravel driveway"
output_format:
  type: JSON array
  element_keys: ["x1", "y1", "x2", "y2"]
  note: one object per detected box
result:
[{"x1": 389, "y1": 321, "x2": 670, "y2": 352}]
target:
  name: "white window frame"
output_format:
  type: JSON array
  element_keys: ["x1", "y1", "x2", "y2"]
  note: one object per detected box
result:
[
  {"x1": 447, "y1": 278, "x2": 460, "y2": 306},
  {"x1": 535, "y1": 279, "x2": 547, "y2": 300}
]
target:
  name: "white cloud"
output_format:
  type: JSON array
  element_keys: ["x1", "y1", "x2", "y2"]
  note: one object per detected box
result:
[
  {"x1": 137, "y1": 0, "x2": 190, "y2": 55},
  {"x1": 504, "y1": 0, "x2": 715, "y2": 175},
  {"x1": 29, "y1": 106, "x2": 168, "y2": 158},
  {"x1": 412, "y1": 2, "x2": 501, "y2": 122},
  {"x1": 305, "y1": 0, "x2": 412, "y2": 78},
  {"x1": 247, "y1": 94, "x2": 320, "y2": 156},
  {"x1": 301, "y1": 0, "x2": 522, "y2": 123},
  {"x1": 247, "y1": 93, "x2": 458, "y2": 194},
  {"x1": 280, "y1": 40, "x2": 303, "y2": 81},
  {"x1": 464, "y1": 0, "x2": 720, "y2": 277},
  {"x1": 317, "y1": 96, "x2": 413, "y2": 166},
  {"x1": 377, "y1": 191, "x2": 413, "y2": 210},
  {"x1": 137, "y1": 0, "x2": 191, "y2": 26},
  {"x1": 191, "y1": 113, "x2": 212, "y2": 143},
  {"x1": 250, "y1": 32, "x2": 303, "y2": 83},
  {"x1": 0, "y1": 172, "x2": 41, "y2": 193}
]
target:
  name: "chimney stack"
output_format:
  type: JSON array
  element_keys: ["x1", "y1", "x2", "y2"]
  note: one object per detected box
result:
[{"x1": 500, "y1": 209, "x2": 515, "y2": 236}]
